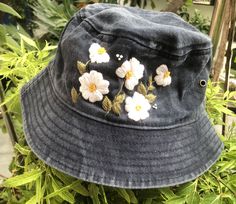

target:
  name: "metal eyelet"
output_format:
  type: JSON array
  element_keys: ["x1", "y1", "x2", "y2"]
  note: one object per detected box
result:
[{"x1": 199, "y1": 80, "x2": 207, "y2": 87}]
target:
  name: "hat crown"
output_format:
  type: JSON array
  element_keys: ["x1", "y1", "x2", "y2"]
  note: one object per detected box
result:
[{"x1": 49, "y1": 3, "x2": 212, "y2": 129}]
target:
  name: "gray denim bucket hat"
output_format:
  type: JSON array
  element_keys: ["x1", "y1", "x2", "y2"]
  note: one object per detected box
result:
[{"x1": 21, "y1": 3, "x2": 224, "y2": 188}]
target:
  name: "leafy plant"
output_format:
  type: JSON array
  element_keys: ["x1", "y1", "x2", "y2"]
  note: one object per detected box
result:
[
  {"x1": 0, "y1": 2, "x2": 22, "y2": 19},
  {"x1": 178, "y1": 6, "x2": 210, "y2": 34},
  {"x1": 206, "y1": 80, "x2": 236, "y2": 125},
  {"x1": 31, "y1": 0, "x2": 77, "y2": 40}
]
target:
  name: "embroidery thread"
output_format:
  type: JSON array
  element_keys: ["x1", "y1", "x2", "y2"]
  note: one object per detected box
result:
[
  {"x1": 79, "y1": 70, "x2": 110, "y2": 103},
  {"x1": 89, "y1": 43, "x2": 110, "y2": 63},
  {"x1": 116, "y1": 57, "x2": 144, "y2": 90},
  {"x1": 154, "y1": 64, "x2": 171, "y2": 87},
  {"x1": 125, "y1": 92, "x2": 151, "y2": 121}
]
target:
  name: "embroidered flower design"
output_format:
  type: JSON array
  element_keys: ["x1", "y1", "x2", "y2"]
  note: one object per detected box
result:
[
  {"x1": 116, "y1": 57, "x2": 144, "y2": 90},
  {"x1": 89, "y1": 43, "x2": 110, "y2": 63},
  {"x1": 154, "y1": 64, "x2": 171, "y2": 87},
  {"x1": 125, "y1": 92, "x2": 151, "y2": 121},
  {"x1": 79, "y1": 70, "x2": 109, "y2": 103}
]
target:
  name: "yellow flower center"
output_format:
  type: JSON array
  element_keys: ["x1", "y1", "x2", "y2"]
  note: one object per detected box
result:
[
  {"x1": 97, "y1": 47, "x2": 106, "y2": 55},
  {"x1": 88, "y1": 83, "x2": 97, "y2": 92},
  {"x1": 135, "y1": 105, "x2": 142, "y2": 111},
  {"x1": 125, "y1": 71, "x2": 133, "y2": 80},
  {"x1": 164, "y1": 71, "x2": 170, "y2": 78}
]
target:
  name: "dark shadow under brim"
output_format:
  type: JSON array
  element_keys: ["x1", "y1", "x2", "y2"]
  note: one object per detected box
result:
[{"x1": 21, "y1": 67, "x2": 224, "y2": 189}]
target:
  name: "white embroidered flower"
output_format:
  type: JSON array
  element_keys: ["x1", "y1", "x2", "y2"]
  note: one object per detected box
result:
[
  {"x1": 125, "y1": 92, "x2": 151, "y2": 121},
  {"x1": 79, "y1": 70, "x2": 109, "y2": 103},
  {"x1": 154, "y1": 64, "x2": 171, "y2": 87},
  {"x1": 116, "y1": 57, "x2": 144, "y2": 90},
  {"x1": 89, "y1": 43, "x2": 110, "y2": 63}
]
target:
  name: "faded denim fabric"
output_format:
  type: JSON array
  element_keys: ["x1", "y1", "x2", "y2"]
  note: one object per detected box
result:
[{"x1": 21, "y1": 3, "x2": 223, "y2": 188}]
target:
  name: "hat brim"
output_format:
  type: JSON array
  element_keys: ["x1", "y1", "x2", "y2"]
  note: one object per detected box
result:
[{"x1": 21, "y1": 67, "x2": 223, "y2": 189}]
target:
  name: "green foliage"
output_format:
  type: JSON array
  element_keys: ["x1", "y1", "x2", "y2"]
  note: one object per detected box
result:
[
  {"x1": 178, "y1": 6, "x2": 210, "y2": 34},
  {"x1": 31, "y1": 0, "x2": 77, "y2": 40},
  {"x1": 206, "y1": 80, "x2": 236, "y2": 125},
  {"x1": 0, "y1": 34, "x2": 56, "y2": 115},
  {"x1": 0, "y1": 2, "x2": 22, "y2": 19}
]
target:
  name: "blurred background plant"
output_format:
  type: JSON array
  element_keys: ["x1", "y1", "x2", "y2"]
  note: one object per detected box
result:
[{"x1": 0, "y1": 0, "x2": 236, "y2": 203}]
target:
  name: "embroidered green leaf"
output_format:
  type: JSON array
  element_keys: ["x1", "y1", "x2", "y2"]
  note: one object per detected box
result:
[
  {"x1": 148, "y1": 75, "x2": 155, "y2": 91},
  {"x1": 102, "y1": 96, "x2": 112, "y2": 112},
  {"x1": 145, "y1": 94, "x2": 157, "y2": 103},
  {"x1": 112, "y1": 102, "x2": 122, "y2": 115},
  {"x1": 114, "y1": 93, "x2": 126, "y2": 104},
  {"x1": 77, "y1": 60, "x2": 87, "y2": 75},
  {"x1": 137, "y1": 82, "x2": 147, "y2": 95},
  {"x1": 111, "y1": 93, "x2": 125, "y2": 115},
  {"x1": 71, "y1": 87, "x2": 79, "y2": 104}
]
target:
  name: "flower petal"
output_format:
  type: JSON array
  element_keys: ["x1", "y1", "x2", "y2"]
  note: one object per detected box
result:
[
  {"x1": 97, "y1": 80, "x2": 110, "y2": 94},
  {"x1": 163, "y1": 77, "x2": 172, "y2": 87},
  {"x1": 156, "y1": 64, "x2": 168, "y2": 74},
  {"x1": 125, "y1": 77, "x2": 139, "y2": 90},
  {"x1": 128, "y1": 111, "x2": 141, "y2": 121},
  {"x1": 81, "y1": 90, "x2": 91, "y2": 100},
  {"x1": 154, "y1": 74, "x2": 164, "y2": 86},
  {"x1": 89, "y1": 91, "x2": 103, "y2": 103}
]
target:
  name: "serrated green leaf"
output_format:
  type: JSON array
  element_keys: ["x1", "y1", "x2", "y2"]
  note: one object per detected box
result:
[
  {"x1": 77, "y1": 60, "x2": 87, "y2": 75},
  {"x1": 0, "y1": 3, "x2": 22, "y2": 18},
  {"x1": 2, "y1": 169, "x2": 43, "y2": 187},
  {"x1": 102, "y1": 96, "x2": 112, "y2": 112}
]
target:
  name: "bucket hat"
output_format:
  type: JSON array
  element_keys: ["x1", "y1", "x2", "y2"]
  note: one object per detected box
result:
[{"x1": 21, "y1": 3, "x2": 224, "y2": 188}]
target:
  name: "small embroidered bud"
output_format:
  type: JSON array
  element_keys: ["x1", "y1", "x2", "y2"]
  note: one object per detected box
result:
[
  {"x1": 71, "y1": 87, "x2": 79, "y2": 104},
  {"x1": 148, "y1": 75, "x2": 155, "y2": 91},
  {"x1": 77, "y1": 61, "x2": 87, "y2": 75},
  {"x1": 145, "y1": 94, "x2": 157, "y2": 103}
]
